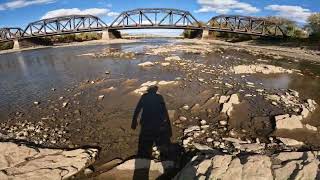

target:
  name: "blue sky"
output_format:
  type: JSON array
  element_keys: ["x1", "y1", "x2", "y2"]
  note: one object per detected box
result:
[{"x1": 0, "y1": 0, "x2": 319, "y2": 30}]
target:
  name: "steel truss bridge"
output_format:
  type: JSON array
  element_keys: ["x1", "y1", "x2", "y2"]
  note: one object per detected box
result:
[{"x1": 0, "y1": 8, "x2": 286, "y2": 42}]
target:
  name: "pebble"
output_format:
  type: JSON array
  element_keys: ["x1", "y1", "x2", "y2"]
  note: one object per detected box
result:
[
  {"x1": 33, "y1": 101, "x2": 40, "y2": 105},
  {"x1": 206, "y1": 138, "x2": 214, "y2": 143},
  {"x1": 200, "y1": 120, "x2": 207, "y2": 125},
  {"x1": 98, "y1": 95, "x2": 105, "y2": 100},
  {"x1": 182, "y1": 105, "x2": 190, "y2": 110},
  {"x1": 219, "y1": 120, "x2": 228, "y2": 126},
  {"x1": 179, "y1": 116, "x2": 187, "y2": 121},
  {"x1": 62, "y1": 102, "x2": 68, "y2": 108}
]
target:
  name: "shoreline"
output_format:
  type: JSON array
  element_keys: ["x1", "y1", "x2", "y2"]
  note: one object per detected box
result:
[
  {"x1": 0, "y1": 39, "x2": 139, "y2": 55},
  {"x1": 1, "y1": 38, "x2": 319, "y2": 63}
]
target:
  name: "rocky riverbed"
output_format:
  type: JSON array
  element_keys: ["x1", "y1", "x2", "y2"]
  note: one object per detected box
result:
[{"x1": 1, "y1": 39, "x2": 320, "y2": 179}]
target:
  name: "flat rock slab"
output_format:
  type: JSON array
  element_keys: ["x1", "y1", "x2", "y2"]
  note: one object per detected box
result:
[
  {"x1": 174, "y1": 151, "x2": 320, "y2": 180},
  {"x1": 0, "y1": 142, "x2": 98, "y2": 180},
  {"x1": 93, "y1": 159, "x2": 175, "y2": 180}
]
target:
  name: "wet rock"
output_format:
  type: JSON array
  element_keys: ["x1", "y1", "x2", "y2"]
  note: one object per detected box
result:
[
  {"x1": 275, "y1": 114, "x2": 303, "y2": 130},
  {"x1": 278, "y1": 137, "x2": 304, "y2": 147},
  {"x1": 0, "y1": 142, "x2": 98, "y2": 179}
]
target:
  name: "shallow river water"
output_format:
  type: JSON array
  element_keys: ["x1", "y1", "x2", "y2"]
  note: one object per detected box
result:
[{"x1": 1, "y1": 39, "x2": 320, "y2": 163}]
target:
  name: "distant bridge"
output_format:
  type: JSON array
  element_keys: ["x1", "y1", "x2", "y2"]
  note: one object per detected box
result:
[{"x1": 0, "y1": 8, "x2": 286, "y2": 43}]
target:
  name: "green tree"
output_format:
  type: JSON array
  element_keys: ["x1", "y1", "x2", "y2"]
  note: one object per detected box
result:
[{"x1": 307, "y1": 13, "x2": 320, "y2": 34}]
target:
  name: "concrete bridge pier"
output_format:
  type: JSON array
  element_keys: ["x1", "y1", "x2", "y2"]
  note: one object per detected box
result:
[
  {"x1": 13, "y1": 39, "x2": 20, "y2": 50},
  {"x1": 201, "y1": 29, "x2": 210, "y2": 40},
  {"x1": 101, "y1": 29, "x2": 122, "y2": 40}
]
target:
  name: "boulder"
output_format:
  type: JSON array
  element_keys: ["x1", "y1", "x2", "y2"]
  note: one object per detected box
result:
[
  {"x1": 275, "y1": 114, "x2": 303, "y2": 130},
  {"x1": 174, "y1": 151, "x2": 320, "y2": 180},
  {"x1": 0, "y1": 142, "x2": 98, "y2": 180}
]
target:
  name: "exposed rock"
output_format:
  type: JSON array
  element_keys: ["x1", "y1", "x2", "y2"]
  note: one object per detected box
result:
[
  {"x1": 98, "y1": 95, "x2": 104, "y2": 100},
  {"x1": 174, "y1": 151, "x2": 320, "y2": 180},
  {"x1": 220, "y1": 94, "x2": 240, "y2": 117},
  {"x1": 165, "y1": 56, "x2": 181, "y2": 61},
  {"x1": 0, "y1": 142, "x2": 97, "y2": 180},
  {"x1": 184, "y1": 126, "x2": 200, "y2": 135},
  {"x1": 275, "y1": 114, "x2": 303, "y2": 130},
  {"x1": 232, "y1": 64, "x2": 293, "y2": 74},
  {"x1": 115, "y1": 159, "x2": 174, "y2": 174},
  {"x1": 95, "y1": 159, "x2": 175, "y2": 179},
  {"x1": 138, "y1": 61, "x2": 154, "y2": 67},
  {"x1": 278, "y1": 137, "x2": 304, "y2": 147},
  {"x1": 161, "y1": 62, "x2": 170, "y2": 66},
  {"x1": 305, "y1": 124, "x2": 318, "y2": 131}
]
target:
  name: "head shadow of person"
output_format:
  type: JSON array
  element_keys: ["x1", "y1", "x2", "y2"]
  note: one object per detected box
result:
[{"x1": 131, "y1": 85, "x2": 181, "y2": 180}]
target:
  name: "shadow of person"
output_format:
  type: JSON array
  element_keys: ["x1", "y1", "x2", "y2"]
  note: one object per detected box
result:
[{"x1": 131, "y1": 85, "x2": 174, "y2": 180}]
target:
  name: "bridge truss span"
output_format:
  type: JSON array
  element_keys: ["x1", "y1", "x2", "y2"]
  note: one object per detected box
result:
[
  {"x1": 22, "y1": 15, "x2": 107, "y2": 38},
  {"x1": 207, "y1": 15, "x2": 285, "y2": 37},
  {"x1": 0, "y1": 28, "x2": 24, "y2": 42},
  {"x1": 109, "y1": 8, "x2": 202, "y2": 30}
]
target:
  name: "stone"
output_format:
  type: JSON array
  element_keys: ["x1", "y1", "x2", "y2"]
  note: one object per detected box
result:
[
  {"x1": 115, "y1": 159, "x2": 174, "y2": 174},
  {"x1": 0, "y1": 142, "x2": 97, "y2": 180},
  {"x1": 161, "y1": 62, "x2": 170, "y2": 66},
  {"x1": 179, "y1": 116, "x2": 187, "y2": 121},
  {"x1": 206, "y1": 138, "x2": 214, "y2": 143},
  {"x1": 219, "y1": 120, "x2": 228, "y2": 126},
  {"x1": 200, "y1": 120, "x2": 207, "y2": 125},
  {"x1": 219, "y1": 96, "x2": 229, "y2": 103},
  {"x1": 232, "y1": 64, "x2": 293, "y2": 74},
  {"x1": 62, "y1": 102, "x2": 68, "y2": 108},
  {"x1": 301, "y1": 106, "x2": 310, "y2": 118},
  {"x1": 84, "y1": 168, "x2": 93, "y2": 175},
  {"x1": 33, "y1": 101, "x2": 40, "y2": 105},
  {"x1": 175, "y1": 151, "x2": 320, "y2": 180},
  {"x1": 98, "y1": 95, "x2": 104, "y2": 100},
  {"x1": 278, "y1": 137, "x2": 304, "y2": 147},
  {"x1": 184, "y1": 126, "x2": 200, "y2": 135},
  {"x1": 305, "y1": 124, "x2": 317, "y2": 131},
  {"x1": 182, "y1": 105, "x2": 190, "y2": 110},
  {"x1": 138, "y1": 61, "x2": 154, "y2": 67},
  {"x1": 228, "y1": 94, "x2": 240, "y2": 104},
  {"x1": 275, "y1": 114, "x2": 303, "y2": 130},
  {"x1": 165, "y1": 56, "x2": 181, "y2": 61}
]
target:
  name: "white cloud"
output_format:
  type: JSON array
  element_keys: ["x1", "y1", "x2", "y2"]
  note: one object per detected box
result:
[
  {"x1": 265, "y1": 5, "x2": 313, "y2": 23},
  {"x1": 0, "y1": 0, "x2": 55, "y2": 10},
  {"x1": 41, "y1": 8, "x2": 119, "y2": 19},
  {"x1": 195, "y1": 0, "x2": 260, "y2": 14}
]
